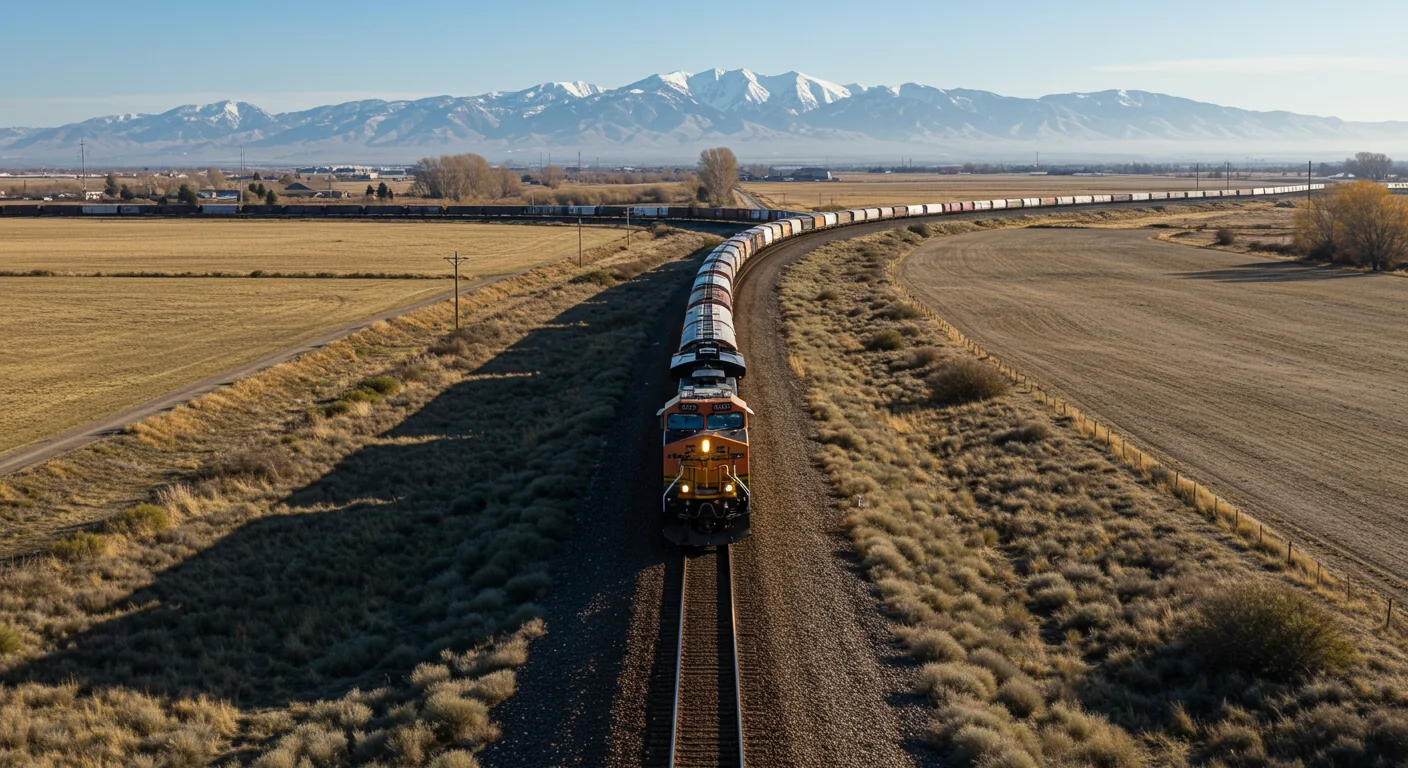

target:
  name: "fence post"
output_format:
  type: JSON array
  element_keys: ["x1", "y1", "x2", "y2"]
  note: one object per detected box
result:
[
  {"x1": 1258, "y1": 524, "x2": 1263, "y2": 546},
  {"x1": 1316, "y1": 562, "x2": 1322, "y2": 586},
  {"x1": 1389, "y1": 599, "x2": 1395, "y2": 630},
  {"x1": 1287, "y1": 540, "x2": 1293, "y2": 565}
]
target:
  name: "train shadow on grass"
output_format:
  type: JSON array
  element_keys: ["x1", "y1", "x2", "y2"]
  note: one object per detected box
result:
[
  {"x1": 10, "y1": 254, "x2": 704, "y2": 712},
  {"x1": 1174, "y1": 259, "x2": 1371, "y2": 283}
]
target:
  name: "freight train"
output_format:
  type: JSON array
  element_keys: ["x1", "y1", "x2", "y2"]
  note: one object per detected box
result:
[
  {"x1": 0, "y1": 183, "x2": 1322, "y2": 221},
  {"x1": 656, "y1": 182, "x2": 1322, "y2": 546}
]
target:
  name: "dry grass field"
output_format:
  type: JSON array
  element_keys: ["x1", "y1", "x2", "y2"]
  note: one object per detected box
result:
[
  {"x1": 782, "y1": 226, "x2": 1408, "y2": 766},
  {"x1": 744, "y1": 172, "x2": 1305, "y2": 211},
  {"x1": 0, "y1": 219, "x2": 624, "y2": 276},
  {"x1": 0, "y1": 277, "x2": 448, "y2": 456},
  {"x1": 898, "y1": 225, "x2": 1408, "y2": 599},
  {"x1": 0, "y1": 228, "x2": 718, "y2": 766}
]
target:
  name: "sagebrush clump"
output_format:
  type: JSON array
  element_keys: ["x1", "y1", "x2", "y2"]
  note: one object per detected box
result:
[
  {"x1": 1184, "y1": 580, "x2": 1357, "y2": 681},
  {"x1": 927, "y1": 358, "x2": 1011, "y2": 405}
]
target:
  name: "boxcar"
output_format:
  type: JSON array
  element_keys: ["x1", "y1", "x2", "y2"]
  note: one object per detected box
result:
[{"x1": 82, "y1": 205, "x2": 119, "y2": 215}]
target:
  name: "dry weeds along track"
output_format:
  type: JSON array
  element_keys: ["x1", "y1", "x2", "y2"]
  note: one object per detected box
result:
[
  {"x1": 778, "y1": 225, "x2": 1408, "y2": 766},
  {"x1": 0, "y1": 230, "x2": 718, "y2": 766}
]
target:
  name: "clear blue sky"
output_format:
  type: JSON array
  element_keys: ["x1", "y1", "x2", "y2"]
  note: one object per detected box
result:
[{"x1": 4, "y1": 0, "x2": 1404, "y2": 126}]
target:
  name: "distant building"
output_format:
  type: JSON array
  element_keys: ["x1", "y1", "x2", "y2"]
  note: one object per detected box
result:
[
  {"x1": 83, "y1": 190, "x2": 104, "y2": 200},
  {"x1": 196, "y1": 189, "x2": 240, "y2": 200},
  {"x1": 792, "y1": 167, "x2": 833, "y2": 181},
  {"x1": 313, "y1": 190, "x2": 351, "y2": 199}
]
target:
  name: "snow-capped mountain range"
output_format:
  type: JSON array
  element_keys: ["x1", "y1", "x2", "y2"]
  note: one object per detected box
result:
[{"x1": 3, "y1": 68, "x2": 1405, "y2": 164}]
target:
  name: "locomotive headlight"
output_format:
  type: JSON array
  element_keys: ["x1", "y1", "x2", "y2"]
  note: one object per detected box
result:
[
  {"x1": 680, "y1": 484, "x2": 690, "y2": 494},
  {"x1": 701, "y1": 438, "x2": 711, "y2": 453},
  {"x1": 725, "y1": 483, "x2": 734, "y2": 493}
]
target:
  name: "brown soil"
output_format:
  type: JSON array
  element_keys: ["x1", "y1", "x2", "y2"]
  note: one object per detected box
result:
[{"x1": 898, "y1": 227, "x2": 1408, "y2": 597}]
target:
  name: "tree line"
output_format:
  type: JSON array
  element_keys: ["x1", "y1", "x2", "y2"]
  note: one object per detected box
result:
[{"x1": 408, "y1": 154, "x2": 523, "y2": 201}]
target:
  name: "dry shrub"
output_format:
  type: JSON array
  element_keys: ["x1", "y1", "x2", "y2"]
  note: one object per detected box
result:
[
  {"x1": 996, "y1": 679, "x2": 1044, "y2": 718},
  {"x1": 866, "y1": 329, "x2": 905, "y2": 351},
  {"x1": 896, "y1": 346, "x2": 941, "y2": 370},
  {"x1": 361, "y1": 375, "x2": 402, "y2": 397},
  {"x1": 1183, "y1": 580, "x2": 1357, "y2": 681},
  {"x1": 106, "y1": 503, "x2": 171, "y2": 535},
  {"x1": 927, "y1": 359, "x2": 1010, "y2": 406},
  {"x1": 1215, "y1": 227, "x2": 1237, "y2": 245},
  {"x1": 569, "y1": 269, "x2": 615, "y2": 286},
  {"x1": 429, "y1": 750, "x2": 481, "y2": 768},
  {"x1": 993, "y1": 421, "x2": 1049, "y2": 445},
  {"x1": 48, "y1": 531, "x2": 107, "y2": 561},
  {"x1": 0, "y1": 624, "x2": 21, "y2": 655},
  {"x1": 918, "y1": 662, "x2": 999, "y2": 702},
  {"x1": 816, "y1": 287, "x2": 841, "y2": 301},
  {"x1": 213, "y1": 445, "x2": 296, "y2": 480}
]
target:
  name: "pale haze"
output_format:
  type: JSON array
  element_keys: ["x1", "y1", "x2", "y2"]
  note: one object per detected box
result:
[{"x1": 2, "y1": 0, "x2": 1405, "y2": 127}]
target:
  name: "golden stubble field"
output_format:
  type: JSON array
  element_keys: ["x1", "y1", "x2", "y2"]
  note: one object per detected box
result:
[
  {"x1": 743, "y1": 172, "x2": 1307, "y2": 210},
  {"x1": 0, "y1": 219, "x2": 624, "y2": 276},
  {"x1": 0, "y1": 220, "x2": 627, "y2": 456}
]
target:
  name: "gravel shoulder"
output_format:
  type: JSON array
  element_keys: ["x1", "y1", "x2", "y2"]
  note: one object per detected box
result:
[
  {"x1": 899, "y1": 227, "x2": 1408, "y2": 596},
  {"x1": 731, "y1": 223, "x2": 933, "y2": 768}
]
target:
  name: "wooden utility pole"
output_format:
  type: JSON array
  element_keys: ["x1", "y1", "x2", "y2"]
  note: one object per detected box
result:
[
  {"x1": 444, "y1": 251, "x2": 469, "y2": 330},
  {"x1": 1195, "y1": 162, "x2": 1199, "y2": 191},
  {"x1": 578, "y1": 217, "x2": 583, "y2": 267},
  {"x1": 1308, "y1": 160, "x2": 1313, "y2": 201},
  {"x1": 626, "y1": 207, "x2": 631, "y2": 247}
]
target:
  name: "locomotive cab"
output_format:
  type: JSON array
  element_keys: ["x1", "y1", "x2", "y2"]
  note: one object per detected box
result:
[{"x1": 659, "y1": 369, "x2": 752, "y2": 546}]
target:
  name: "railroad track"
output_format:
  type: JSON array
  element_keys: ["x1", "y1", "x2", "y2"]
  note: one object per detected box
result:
[{"x1": 643, "y1": 546, "x2": 746, "y2": 767}]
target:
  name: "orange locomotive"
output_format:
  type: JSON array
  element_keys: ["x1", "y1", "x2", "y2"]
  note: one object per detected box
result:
[{"x1": 659, "y1": 237, "x2": 755, "y2": 546}]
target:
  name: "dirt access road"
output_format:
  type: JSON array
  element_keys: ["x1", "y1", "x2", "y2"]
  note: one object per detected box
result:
[
  {"x1": 0, "y1": 275, "x2": 516, "y2": 478},
  {"x1": 899, "y1": 228, "x2": 1408, "y2": 595}
]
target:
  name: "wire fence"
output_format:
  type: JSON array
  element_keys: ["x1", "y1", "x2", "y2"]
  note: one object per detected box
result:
[{"x1": 886, "y1": 256, "x2": 1404, "y2": 636}]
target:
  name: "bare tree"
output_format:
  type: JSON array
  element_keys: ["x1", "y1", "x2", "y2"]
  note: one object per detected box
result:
[
  {"x1": 410, "y1": 153, "x2": 499, "y2": 200},
  {"x1": 496, "y1": 166, "x2": 522, "y2": 199},
  {"x1": 697, "y1": 147, "x2": 739, "y2": 206},
  {"x1": 1345, "y1": 152, "x2": 1393, "y2": 181},
  {"x1": 540, "y1": 165, "x2": 566, "y2": 189},
  {"x1": 1293, "y1": 191, "x2": 1340, "y2": 260},
  {"x1": 207, "y1": 167, "x2": 227, "y2": 189}
]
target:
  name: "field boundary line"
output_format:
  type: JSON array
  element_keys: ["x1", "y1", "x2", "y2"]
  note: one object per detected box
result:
[{"x1": 886, "y1": 240, "x2": 1406, "y2": 637}]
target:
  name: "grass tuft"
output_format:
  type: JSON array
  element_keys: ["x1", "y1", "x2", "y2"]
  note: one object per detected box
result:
[{"x1": 0, "y1": 624, "x2": 21, "y2": 655}]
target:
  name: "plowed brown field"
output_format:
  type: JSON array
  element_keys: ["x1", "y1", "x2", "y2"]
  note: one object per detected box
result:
[{"x1": 899, "y1": 228, "x2": 1408, "y2": 594}]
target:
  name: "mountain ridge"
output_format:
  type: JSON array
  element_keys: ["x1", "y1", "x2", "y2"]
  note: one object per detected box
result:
[{"x1": 3, "y1": 68, "x2": 1405, "y2": 164}]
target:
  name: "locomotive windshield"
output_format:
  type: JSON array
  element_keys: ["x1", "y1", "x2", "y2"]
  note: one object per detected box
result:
[
  {"x1": 667, "y1": 413, "x2": 705, "y2": 430},
  {"x1": 707, "y1": 413, "x2": 745, "y2": 430}
]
